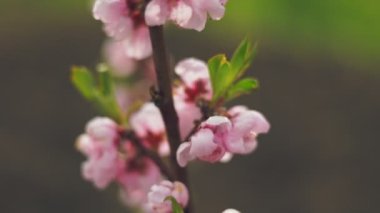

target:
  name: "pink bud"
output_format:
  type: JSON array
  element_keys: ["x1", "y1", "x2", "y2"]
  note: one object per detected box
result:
[
  {"x1": 85, "y1": 117, "x2": 118, "y2": 145},
  {"x1": 147, "y1": 180, "x2": 189, "y2": 213},
  {"x1": 76, "y1": 134, "x2": 96, "y2": 157},
  {"x1": 81, "y1": 147, "x2": 121, "y2": 189},
  {"x1": 225, "y1": 106, "x2": 270, "y2": 154},
  {"x1": 77, "y1": 117, "x2": 120, "y2": 189},
  {"x1": 176, "y1": 116, "x2": 231, "y2": 167}
]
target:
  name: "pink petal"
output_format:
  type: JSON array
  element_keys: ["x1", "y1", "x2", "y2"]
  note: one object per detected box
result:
[
  {"x1": 202, "y1": 116, "x2": 232, "y2": 143},
  {"x1": 226, "y1": 134, "x2": 258, "y2": 154},
  {"x1": 189, "y1": 129, "x2": 215, "y2": 156},
  {"x1": 180, "y1": 7, "x2": 207, "y2": 31},
  {"x1": 175, "y1": 58, "x2": 210, "y2": 88},
  {"x1": 220, "y1": 152, "x2": 233, "y2": 163},
  {"x1": 170, "y1": 1, "x2": 198, "y2": 30},
  {"x1": 247, "y1": 110, "x2": 271, "y2": 134},
  {"x1": 174, "y1": 94, "x2": 202, "y2": 138},
  {"x1": 76, "y1": 134, "x2": 96, "y2": 156},
  {"x1": 85, "y1": 117, "x2": 118, "y2": 144},
  {"x1": 228, "y1": 105, "x2": 248, "y2": 117},
  {"x1": 122, "y1": 26, "x2": 152, "y2": 60},
  {"x1": 130, "y1": 103, "x2": 165, "y2": 137},
  {"x1": 103, "y1": 40, "x2": 137, "y2": 77},
  {"x1": 230, "y1": 109, "x2": 271, "y2": 135},
  {"x1": 177, "y1": 142, "x2": 193, "y2": 167},
  {"x1": 190, "y1": 128, "x2": 225, "y2": 162},
  {"x1": 243, "y1": 138, "x2": 258, "y2": 154},
  {"x1": 172, "y1": 181, "x2": 189, "y2": 207},
  {"x1": 201, "y1": 0, "x2": 226, "y2": 20},
  {"x1": 145, "y1": 0, "x2": 170, "y2": 26},
  {"x1": 104, "y1": 17, "x2": 133, "y2": 40}
]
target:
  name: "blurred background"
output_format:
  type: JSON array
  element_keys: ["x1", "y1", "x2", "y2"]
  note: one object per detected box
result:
[{"x1": 1, "y1": 0, "x2": 379, "y2": 212}]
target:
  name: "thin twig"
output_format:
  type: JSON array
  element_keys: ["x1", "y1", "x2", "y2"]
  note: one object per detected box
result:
[
  {"x1": 184, "y1": 120, "x2": 201, "y2": 142},
  {"x1": 122, "y1": 130, "x2": 174, "y2": 181},
  {"x1": 184, "y1": 101, "x2": 215, "y2": 142}
]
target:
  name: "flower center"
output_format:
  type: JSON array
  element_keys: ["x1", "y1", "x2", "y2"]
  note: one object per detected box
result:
[
  {"x1": 144, "y1": 131, "x2": 165, "y2": 150},
  {"x1": 126, "y1": 0, "x2": 146, "y2": 27},
  {"x1": 184, "y1": 80, "x2": 209, "y2": 102}
]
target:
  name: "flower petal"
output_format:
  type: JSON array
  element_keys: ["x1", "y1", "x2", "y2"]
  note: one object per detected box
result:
[
  {"x1": 176, "y1": 142, "x2": 193, "y2": 167},
  {"x1": 145, "y1": 0, "x2": 169, "y2": 26}
]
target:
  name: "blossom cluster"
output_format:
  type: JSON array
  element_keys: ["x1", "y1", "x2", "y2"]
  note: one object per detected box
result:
[
  {"x1": 76, "y1": 118, "x2": 160, "y2": 209},
  {"x1": 94, "y1": 0, "x2": 228, "y2": 117},
  {"x1": 177, "y1": 106, "x2": 270, "y2": 167},
  {"x1": 72, "y1": 0, "x2": 271, "y2": 212},
  {"x1": 94, "y1": 0, "x2": 228, "y2": 61},
  {"x1": 75, "y1": 58, "x2": 269, "y2": 212}
]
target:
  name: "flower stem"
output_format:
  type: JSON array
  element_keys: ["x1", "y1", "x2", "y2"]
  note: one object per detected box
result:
[{"x1": 148, "y1": 25, "x2": 192, "y2": 213}]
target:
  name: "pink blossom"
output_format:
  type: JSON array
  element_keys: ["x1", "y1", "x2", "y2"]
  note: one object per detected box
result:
[
  {"x1": 174, "y1": 92, "x2": 201, "y2": 139},
  {"x1": 81, "y1": 146, "x2": 121, "y2": 189},
  {"x1": 121, "y1": 25, "x2": 152, "y2": 59},
  {"x1": 130, "y1": 103, "x2": 170, "y2": 156},
  {"x1": 147, "y1": 180, "x2": 189, "y2": 213},
  {"x1": 173, "y1": 58, "x2": 212, "y2": 138},
  {"x1": 118, "y1": 157, "x2": 162, "y2": 208},
  {"x1": 93, "y1": 0, "x2": 132, "y2": 39},
  {"x1": 225, "y1": 106, "x2": 270, "y2": 154},
  {"x1": 177, "y1": 116, "x2": 231, "y2": 167},
  {"x1": 85, "y1": 117, "x2": 119, "y2": 145},
  {"x1": 176, "y1": 106, "x2": 270, "y2": 166},
  {"x1": 222, "y1": 209, "x2": 241, "y2": 213},
  {"x1": 76, "y1": 134, "x2": 97, "y2": 157},
  {"x1": 76, "y1": 117, "x2": 121, "y2": 189},
  {"x1": 145, "y1": 0, "x2": 228, "y2": 31},
  {"x1": 175, "y1": 58, "x2": 212, "y2": 102},
  {"x1": 93, "y1": 0, "x2": 152, "y2": 59}
]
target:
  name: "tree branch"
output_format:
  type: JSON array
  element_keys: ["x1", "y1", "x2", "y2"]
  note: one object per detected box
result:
[
  {"x1": 148, "y1": 26, "x2": 187, "y2": 182},
  {"x1": 148, "y1": 26, "x2": 192, "y2": 212}
]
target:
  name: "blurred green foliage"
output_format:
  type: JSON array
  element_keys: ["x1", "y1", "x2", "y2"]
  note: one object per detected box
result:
[{"x1": 3, "y1": 0, "x2": 379, "y2": 70}]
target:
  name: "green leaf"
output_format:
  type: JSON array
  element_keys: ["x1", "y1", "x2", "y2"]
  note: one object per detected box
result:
[
  {"x1": 97, "y1": 66, "x2": 113, "y2": 96},
  {"x1": 207, "y1": 38, "x2": 259, "y2": 106},
  {"x1": 208, "y1": 54, "x2": 232, "y2": 100},
  {"x1": 165, "y1": 196, "x2": 184, "y2": 213},
  {"x1": 226, "y1": 78, "x2": 259, "y2": 101},
  {"x1": 230, "y1": 38, "x2": 257, "y2": 79},
  {"x1": 94, "y1": 92, "x2": 122, "y2": 122},
  {"x1": 71, "y1": 66, "x2": 96, "y2": 100},
  {"x1": 71, "y1": 65, "x2": 123, "y2": 123},
  {"x1": 208, "y1": 54, "x2": 226, "y2": 94}
]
